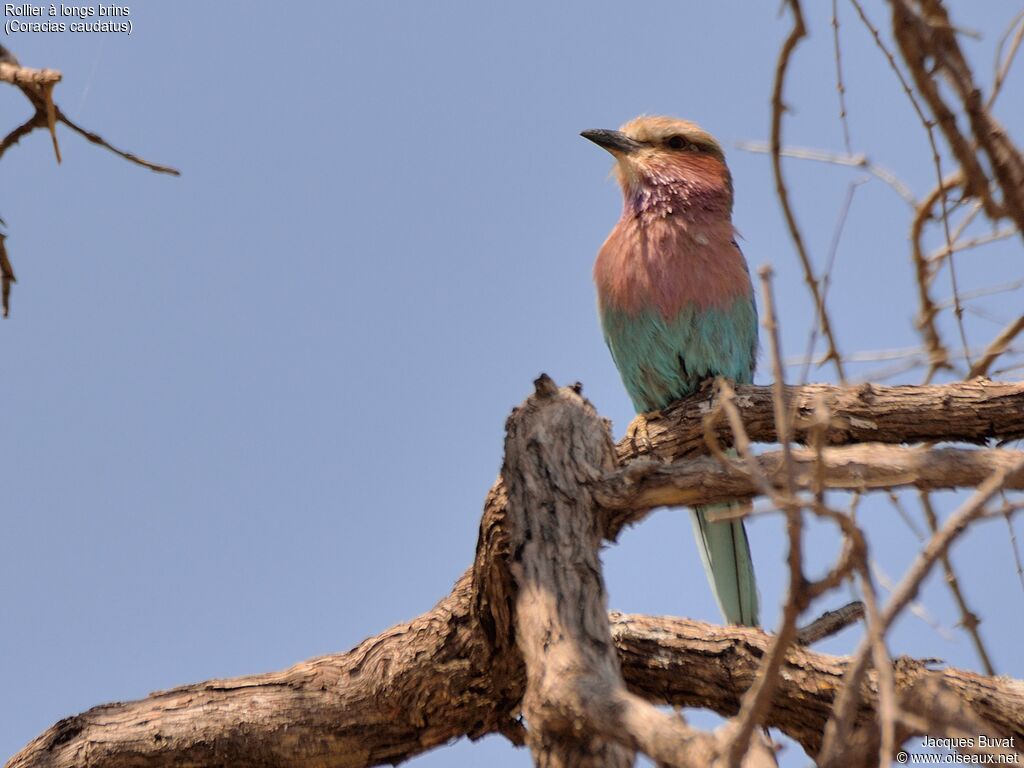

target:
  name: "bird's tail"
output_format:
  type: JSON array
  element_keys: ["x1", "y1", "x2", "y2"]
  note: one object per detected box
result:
[{"x1": 690, "y1": 504, "x2": 759, "y2": 626}]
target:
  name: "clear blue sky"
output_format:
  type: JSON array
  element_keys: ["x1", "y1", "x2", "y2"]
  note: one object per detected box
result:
[{"x1": 2, "y1": 2, "x2": 1022, "y2": 765}]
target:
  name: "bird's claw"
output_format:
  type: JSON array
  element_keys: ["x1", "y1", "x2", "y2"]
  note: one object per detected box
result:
[{"x1": 627, "y1": 410, "x2": 661, "y2": 453}]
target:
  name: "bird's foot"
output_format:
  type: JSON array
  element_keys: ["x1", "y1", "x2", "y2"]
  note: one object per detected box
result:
[{"x1": 626, "y1": 410, "x2": 662, "y2": 453}]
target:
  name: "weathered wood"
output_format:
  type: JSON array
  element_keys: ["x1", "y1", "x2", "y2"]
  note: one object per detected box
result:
[
  {"x1": 11, "y1": 604, "x2": 1023, "y2": 768},
  {"x1": 618, "y1": 379, "x2": 1024, "y2": 462},
  {"x1": 6, "y1": 574, "x2": 512, "y2": 768},
  {"x1": 500, "y1": 375, "x2": 635, "y2": 766},
  {"x1": 599, "y1": 443, "x2": 1024, "y2": 533},
  {"x1": 9, "y1": 378, "x2": 1024, "y2": 768}
]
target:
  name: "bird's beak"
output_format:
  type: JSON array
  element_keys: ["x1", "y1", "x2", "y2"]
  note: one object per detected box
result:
[{"x1": 580, "y1": 129, "x2": 644, "y2": 155}]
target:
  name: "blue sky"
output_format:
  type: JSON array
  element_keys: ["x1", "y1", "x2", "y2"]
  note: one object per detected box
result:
[{"x1": 2, "y1": 2, "x2": 1022, "y2": 765}]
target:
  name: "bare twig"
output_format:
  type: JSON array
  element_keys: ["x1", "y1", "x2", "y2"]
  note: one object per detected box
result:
[
  {"x1": 910, "y1": 175, "x2": 961, "y2": 379},
  {"x1": 968, "y1": 315, "x2": 1024, "y2": 379},
  {"x1": 919, "y1": 491, "x2": 996, "y2": 676},
  {"x1": 831, "y1": 0, "x2": 853, "y2": 154},
  {"x1": 882, "y1": 460, "x2": 1024, "y2": 626},
  {"x1": 892, "y1": 0, "x2": 1024, "y2": 231},
  {"x1": 821, "y1": 455, "x2": 1024, "y2": 764},
  {"x1": 989, "y1": 9, "x2": 1024, "y2": 109},
  {"x1": 56, "y1": 107, "x2": 180, "y2": 176},
  {"x1": 1005, "y1": 505, "x2": 1024, "y2": 593},
  {"x1": 769, "y1": 0, "x2": 847, "y2": 382},
  {"x1": 724, "y1": 267, "x2": 803, "y2": 768},
  {"x1": 735, "y1": 143, "x2": 915, "y2": 205},
  {"x1": 0, "y1": 113, "x2": 45, "y2": 163},
  {"x1": 0, "y1": 48, "x2": 181, "y2": 318},
  {"x1": 796, "y1": 601, "x2": 865, "y2": 646},
  {"x1": 928, "y1": 227, "x2": 1020, "y2": 264},
  {"x1": 0, "y1": 232, "x2": 14, "y2": 318},
  {"x1": 800, "y1": 179, "x2": 865, "y2": 384}
]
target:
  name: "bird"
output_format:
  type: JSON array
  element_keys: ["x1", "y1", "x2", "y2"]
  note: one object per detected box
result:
[{"x1": 582, "y1": 115, "x2": 759, "y2": 626}]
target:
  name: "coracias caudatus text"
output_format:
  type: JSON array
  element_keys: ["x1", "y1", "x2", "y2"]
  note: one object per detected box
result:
[{"x1": 582, "y1": 115, "x2": 759, "y2": 626}]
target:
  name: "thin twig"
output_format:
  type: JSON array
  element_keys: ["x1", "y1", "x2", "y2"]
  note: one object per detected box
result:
[
  {"x1": 832, "y1": 0, "x2": 853, "y2": 154},
  {"x1": 1004, "y1": 503, "x2": 1024, "y2": 593},
  {"x1": 919, "y1": 491, "x2": 996, "y2": 676},
  {"x1": 989, "y1": 9, "x2": 1024, "y2": 109},
  {"x1": 0, "y1": 49, "x2": 181, "y2": 318},
  {"x1": 927, "y1": 201, "x2": 982, "y2": 266},
  {"x1": 882, "y1": 465, "x2": 1024, "y2": 627},
  {"x1": 894, "y1": 0, "x2": 1024, "y2": 232},
  {"x1": 928, "y1": 226, "x2": 1019, "y2": 264},
  {"x1": 1, "y1": 57, "x2": 179, "y2": 175},
  {"x1": 724, "y1": 265, "x2": 804, "y2": 768},
  {"x1": 736, "y1": 142, "x2": 915, "y2": 206},
  {"x1": 0, "y1": 232, "x2": 14, "y2": 318},
  {"x1": 707, "y1": 381, "x2": 775, "y2": 501},
  {"x1": 800, "y1": 179, "x2": 865, "y2": 384},
  {"x1": 55, "y1": 107, "x2": 180, "y2": 176},
  {"x1": 886, "y1": 490, "x2": 925, "y2": 539},
  {"x1": 937, "y1": 278, "x2": 1024, "y2": 307},
  {"x1": 865, "y1": 559, "x2": 897, "y2": 768},
  {"x1": 796, "y1": 601, "x2": 865, "y2": 646},
  {"x1": 968, "y1": 315, "x2": 1024, "y2": 378},
  {"x1": 849, "y1": 0, "x2": 963, "y2": 380},
  {"x1": 821, "y1": 456, "x2": 1024, "y2": 764},
  {"x1": 946, "y1": 235, "x2": 973, "y2": 373},
  {"x1": 769, "y1": 0, "x2": 847, "y2": 383},
  {"x1": 0, "y1": 113, "x2": 44, "y2": 163},
  {"x1": 910, "y1": 175, "x2": 961, "y2": 380}
]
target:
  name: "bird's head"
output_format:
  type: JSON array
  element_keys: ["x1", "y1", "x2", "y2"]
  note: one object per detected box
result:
[{"x1": 581, "y1": 115, "x2": 732, "y2": 214}]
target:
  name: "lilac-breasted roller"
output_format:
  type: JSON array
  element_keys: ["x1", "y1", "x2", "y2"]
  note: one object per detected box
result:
[{"x1": 582, "y1": 115, "x2": 759, "y2": 626}]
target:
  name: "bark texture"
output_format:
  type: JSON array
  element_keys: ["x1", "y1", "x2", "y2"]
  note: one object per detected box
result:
[
  {"x1": 617, "y1": 379, "x2": 1024, "y2": 462},
  {"x1": 600, "y1": 444, "x2": 1024, "y2": 517},
  {"x1": 8, "y1": 379, "x2": 1024, "y2": 768},
  {"x1": 11, "y1": 606, "x2": 1022, "y2": 768}
]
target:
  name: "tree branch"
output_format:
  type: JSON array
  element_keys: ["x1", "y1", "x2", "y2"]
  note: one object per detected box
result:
[
  {"x1": 9, "y1": 602, "x2": 1022, "y2": 768},
  {"x1": 617, "y1": 379, "x2": 1024, "y2": 464},
  {"x1": 8, "y1": 378, "x2": 1024, "y2": 767},
  {"x1": 599, "y1": 443, "x2": 1024, "y2": 522}
]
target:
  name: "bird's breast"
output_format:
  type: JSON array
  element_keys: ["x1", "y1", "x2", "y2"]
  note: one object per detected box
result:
[{"x1": 593, "y1": 213, "x2": 751, "y2": 320}]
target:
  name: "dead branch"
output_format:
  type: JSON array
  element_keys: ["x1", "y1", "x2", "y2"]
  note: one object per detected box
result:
[
  {"x1": 795, "y1": 602, "x2": 865, "y2": 645},
  {"x1": 12, "y1": 594, "x2": 1024, "y2": 768},
  {"x1": 616, "y1": 378, "x2": 1024, "y2": 464},
  {"x1": 0, "y1": 46, "x2": 179, "y2": 319},
  {"x1": 501, "y1": 376, "x2": 768, "y2": 767},
  {"x1": 0, "y1": 56, "x2": 178, "y2": 174},
  {"x1": 9, "y1": 378, "x2": 1024, "y2": 768},
  {"x1": 598, "y1": 444, "x2": 1024, "y2": 519},
  {"x1": 919, "y1": 491, "x2": 995, "y2": 676},
  {"x1": 969, "y1": 316, "x2": 1024, "y2": 379},
  {"x1": 891, "y1": 0, "x2": 1024, "y2": 233},
  {"x1": 0, "y1": 233, "x2": 14, "y2": 318},
  {"x1": 770, "y1": 0, "x2": 847, "y2": 382}
]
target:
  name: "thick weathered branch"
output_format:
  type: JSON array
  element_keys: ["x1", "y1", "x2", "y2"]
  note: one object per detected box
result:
[
  {"x1": 500, "y1": 377, "x2": 775, "y2": 767},
  {"x1": 9, "y1": 379, "x2": 1024, "y2": 768},
  {"x1": 618, "y1": 379, "x2": 1024, "y2": 463},
  {"x1": 501, "y1": 375, "x2": 634, "y2": 766},
  {"x1": 10, "y1": 601, "x2": 1023, "y2": 768},
  {"x1": 5, "y1": 573, "x2": 511, "y2": 768}
]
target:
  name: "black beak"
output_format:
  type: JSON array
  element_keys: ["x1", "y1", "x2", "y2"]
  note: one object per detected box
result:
[{"x1": 580, "y1": 129, "x2": 644, "y2": 155}]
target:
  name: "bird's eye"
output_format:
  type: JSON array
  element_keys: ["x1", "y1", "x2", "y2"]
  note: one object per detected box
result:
[{"x1": 666, "y1": 135, "x2": 691, "y2": 150}]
